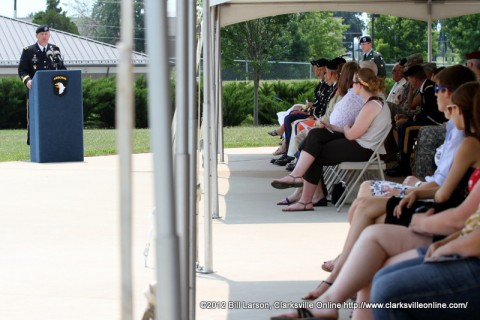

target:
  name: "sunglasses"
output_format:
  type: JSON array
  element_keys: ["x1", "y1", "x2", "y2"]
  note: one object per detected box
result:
[{"x1": 435, "y1": 84, "x2": 447, "y2": 94}]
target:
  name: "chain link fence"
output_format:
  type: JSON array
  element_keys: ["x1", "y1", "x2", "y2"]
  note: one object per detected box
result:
[
  {"x1": 222, "y1": 59, "x2": 397, "y2": 81},
  {"x1": 223, "y1": 60, "x2": 315, "y2": 81}
]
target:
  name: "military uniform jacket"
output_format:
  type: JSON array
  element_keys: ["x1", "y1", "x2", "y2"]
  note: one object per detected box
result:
[
  {"x1": 362, "y1": 49, "x2": 386, "y2": 77},
  {"x1": 415, "y1": 79, "x2": 446, "y2": 125},
  {"x1": 18, "y1": 43, "x2": 66, "y2": 87},
  {"x1": 312, "y1": 81, "x2": 337, "y2": 118}
]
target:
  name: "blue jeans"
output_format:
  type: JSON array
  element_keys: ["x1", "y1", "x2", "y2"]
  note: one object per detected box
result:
[{"x1": 371, "y1": 246, "x2": 480, "y2": 319}]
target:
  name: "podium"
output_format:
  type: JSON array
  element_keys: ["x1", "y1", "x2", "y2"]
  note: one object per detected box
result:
[{"x1": 29, "y1": 70, "x2": 84, "y2": 163}]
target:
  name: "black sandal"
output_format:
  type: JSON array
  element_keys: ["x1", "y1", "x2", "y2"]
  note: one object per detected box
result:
[
  {"x1": 270, "y1": 307, "x2": 336, "y2": 319},
  {"x1": 271, "y1": 174, "x2": 303, "y2": 189},
  {"x1": 282, "y1": 201, "x2": 313, "y2": 212}
]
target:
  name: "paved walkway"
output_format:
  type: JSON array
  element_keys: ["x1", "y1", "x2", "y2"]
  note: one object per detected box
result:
[
  {"x1": 0, "y1": 147, "x2": 352, "y2": 320},
  {"x1": 196, "y1": 147, "x2": 352, "y2": 320}
]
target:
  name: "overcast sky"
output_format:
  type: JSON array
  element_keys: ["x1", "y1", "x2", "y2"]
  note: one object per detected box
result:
[
  {"x1": 0, "y1": 0, "x2": 77, "y2": 18},
  {"x1": 0, "y1": 0, "x2": 176, "y2": 19}
]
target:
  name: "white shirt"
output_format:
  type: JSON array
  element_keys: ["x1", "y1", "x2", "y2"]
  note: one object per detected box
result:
[
  {"x1": 425, "y1": 119, "x2": 465, "y2": 186},
  {"x1": 329, "y1": 88, "x2": 364, "y2": 127},
  {"x1": 386, "y1": 77, "x2": 408, "y2": 106}
]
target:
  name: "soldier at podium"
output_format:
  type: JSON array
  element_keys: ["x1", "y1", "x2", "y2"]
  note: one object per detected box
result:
[{"x1": 18, "y1": 25, "x2": 66, "y2": 145}]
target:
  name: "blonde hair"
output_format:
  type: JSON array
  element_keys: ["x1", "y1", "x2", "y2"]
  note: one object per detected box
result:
[{"x1": 354, "y1": 68, "x2": 385, "y2": 94}]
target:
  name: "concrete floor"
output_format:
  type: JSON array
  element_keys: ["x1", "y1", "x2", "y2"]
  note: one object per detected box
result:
[
  {"x1": 195, "y1": 147, "x2": 352, "y2": 320},
  {"x1": 0, "y1": 147, "x2": 353, "y2": 320}
]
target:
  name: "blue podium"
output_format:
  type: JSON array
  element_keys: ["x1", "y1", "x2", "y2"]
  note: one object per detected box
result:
[{"x1": 29, "y1": 70, "x2": 84, "y2": 163}]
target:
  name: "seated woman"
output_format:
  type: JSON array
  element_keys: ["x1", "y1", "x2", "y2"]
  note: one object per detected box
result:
[
  {"x1": 271, "y1": 170, "x2": 480, "y2": 319},
  {"x1": 372, "y1": 91, "x2": 480, "y2": 319},
  {"x1": 371, "y1": 196, "x2": 480, "y2": 319},
  {"x1": 271, "y1": 68, "x2": 392, "y2": 212},
  {"x1": 277, "y1": 61, "x2": 363, "y2": 205},
  {"x1": 301, "y1": 70, "x2": 478, "y2": 301}
]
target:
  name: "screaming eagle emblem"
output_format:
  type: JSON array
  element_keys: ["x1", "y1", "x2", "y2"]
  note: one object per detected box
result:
[{"x1": 52, "y1": 75, "x2": 68, "y2": 96}]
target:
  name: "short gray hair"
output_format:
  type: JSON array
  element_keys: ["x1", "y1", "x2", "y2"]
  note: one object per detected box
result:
[{"x1": 359, "y1": 60, "x2": 378, "y2": 75}]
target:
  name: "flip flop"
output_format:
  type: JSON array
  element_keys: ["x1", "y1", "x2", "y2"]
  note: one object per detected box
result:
[
  {"x1": 270, "y1": 307, "x2": 336, "y2": 319},
  {"x1": 271, "y1": 175, "x2": 303, "y2": 189},
  {"x1": 276, "y1": 197, "x2": 297, "y2": 205},
  {"x1": 282, "y1": 201, "x2": 313, "y2": 212},
  {"x1": 302, "y1": 280, "x2": 333, "y2": 300}
]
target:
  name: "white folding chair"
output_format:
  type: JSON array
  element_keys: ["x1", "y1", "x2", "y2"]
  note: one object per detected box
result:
[{"x1": 333, "y1": 129, "x2": 391, "y2": 211}]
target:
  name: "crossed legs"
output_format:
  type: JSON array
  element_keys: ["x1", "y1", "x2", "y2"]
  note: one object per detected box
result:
[
  {"x1": 274, "y1": 224, "x2": 432, "y2": 319},
  {"x1": 303, "y1": 197, "x2": 389, "y2": 299}
]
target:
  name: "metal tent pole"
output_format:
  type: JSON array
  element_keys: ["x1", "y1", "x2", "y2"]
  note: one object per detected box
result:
[
  {"x1": 199, "y1": 0, "x2": 214, "y2": 274},
  {"x1": 209, "y1": 6, "x2": 220, "y2": 220},
  {"x1": 187, "y1": 0, "x2": 199, "y2": 318},
  {"x1": 145, "y1": 0, "x2": 181, "y2": 319},
  {"x1": 174, "y1": 0, "x2": 190, "y2": 319},
  {"x1": 117, "y1": 0, "x2": 134, "y2": 319},
  {"x1": 215, "y1": 12, "x2": 224, "y2": 163},
  {"x1": 427, "y1": 0, "x2": 433, "y2": 62}
]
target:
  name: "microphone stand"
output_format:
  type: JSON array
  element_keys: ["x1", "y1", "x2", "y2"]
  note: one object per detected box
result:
[{"x1": 46, "y1": 50, "x2": 58, "y2": 70}]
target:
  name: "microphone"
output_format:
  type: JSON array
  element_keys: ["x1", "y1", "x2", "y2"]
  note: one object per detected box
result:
[
  {"x1": 46, "y1": 50, "x2": 55, "y2": 63},
  {"x1": 53, "y1": 50, "x2": 63, "y2": 62}
]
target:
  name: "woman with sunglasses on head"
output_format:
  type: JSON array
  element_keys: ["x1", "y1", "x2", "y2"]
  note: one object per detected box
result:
[
  {"x1": 270, "y1": 68, "x2": 391, "y2": 212},
  {"x1": 386, "y1": 80, "x2": 480, "y2": 226},
  {"x1": 270, "y1": 81, "x2": 480, "y2": 320},
  {"x1": 371, "y1": 86, "x2": 480, "y2": 320},
  {"x1": 300, "y1": 65, "x2": 477, "y2": 302}
]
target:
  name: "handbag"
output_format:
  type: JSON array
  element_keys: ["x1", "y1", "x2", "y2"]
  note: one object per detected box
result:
[{"x1": 331, "y1": 181, "x2": 346, "y2": 205}]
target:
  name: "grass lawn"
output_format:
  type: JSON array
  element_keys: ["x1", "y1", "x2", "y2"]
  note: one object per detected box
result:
[{"x1": 0, "y1": 126, "x2": 279, "y2": 162}]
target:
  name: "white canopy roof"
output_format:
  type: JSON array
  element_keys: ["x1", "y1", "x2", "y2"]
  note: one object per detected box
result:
[{"x1": 211, "y1": 0, "x2": 480, "y2": 27}]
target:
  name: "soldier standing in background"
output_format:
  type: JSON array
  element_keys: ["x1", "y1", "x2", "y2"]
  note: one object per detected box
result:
[{"x1": 359, "y1": 35, "x2": 386, "y2": 77}]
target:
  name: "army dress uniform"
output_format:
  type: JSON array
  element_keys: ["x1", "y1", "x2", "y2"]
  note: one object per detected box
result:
[
  {"x1": 18, "y1": 42, "x2": 66, "y2": 87},
  {"x1": 362, "y1": 49, "x2": 386, "y2": 78},
  {"x1": 18, "y1": 37, "x2": 66, "y2": 144}
]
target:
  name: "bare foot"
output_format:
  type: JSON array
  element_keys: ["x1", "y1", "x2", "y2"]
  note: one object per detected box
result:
[
  {"x1": 276, "y1": 196, "x2": 299, "y2": 205},
  {"x1": 282, "y1": 201, "x2": 313, "y2": 212}
]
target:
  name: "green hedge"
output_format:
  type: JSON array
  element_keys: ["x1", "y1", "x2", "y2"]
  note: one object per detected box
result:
[
  {"x1": 0, "y1": 77, "x2": 395, "y2": 129},
  {"x1": 222, "y1": 80, "x2": 317, "y2": 126},
  {"x1": 0, "y1": 78, "x2": 28, "y2": 129},
  {"x1": 221, "y1": 79, "x2": 394, "y2": 126},
  {"x1": 0, "y1": 76, "x2": 151, "y2": 130}
]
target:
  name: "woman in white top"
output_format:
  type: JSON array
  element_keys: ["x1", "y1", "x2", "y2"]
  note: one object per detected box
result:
[{"x1": 271, "y1": 68, "x2": 392, "y2": 211}]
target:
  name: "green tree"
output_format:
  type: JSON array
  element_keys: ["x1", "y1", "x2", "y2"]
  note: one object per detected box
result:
[
  {"x1": 91, "y1": 0, "x2": 145, "y2": 52},
  {"x1": 333, "y1": 12, "x2": 365, "y2": 58},
  {"x1": 32, "y1": 0, "x2": 79, "y2": 34},
  {"x1": 260, "y1": 12, "x2": 352, "y2": 62},
  {"x1": 68, "y1": 0, "x2": 97, "y2": 38},
  {"x1": 299, "y1": 12, "x2": 349, "y2": 60},
  {"x1": 441, "y1": 14, "x2": 480, "y2": 60},
  {"x1": 370, "y1": 15, "x2": 436, "y2": 64},
  {"x1": 221, "y1": 15, "x2": 290, "y2": 126}
]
